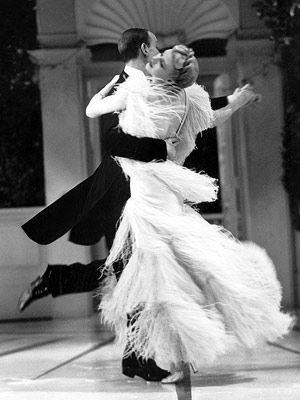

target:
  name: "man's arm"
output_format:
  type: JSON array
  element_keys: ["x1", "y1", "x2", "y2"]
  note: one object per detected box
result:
[
  {"x1": 103, "y1": 93, "x2": 228, "y2": 161},
  {"x1": 93, "y1": 80, "x2": 252, "y2": 163},
  {"x1": 211, "y1": 97, "x2": 228, "y2": 110},
  {"x1": 105, "y1": 126, "x2": 168, "y2": 162},
  {"x1": 105, "y1": 95, "x2": 234, "y2": 162},
  {"x1": 97, "y1": 106, "x2": 168, "y2": 162},
  {"x1": 104, "y1": 86, "x2": 258, "y2": 161}
]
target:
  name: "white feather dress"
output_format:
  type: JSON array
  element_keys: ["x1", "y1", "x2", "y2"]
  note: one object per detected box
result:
[{"x1": 100, "y1": 75, "x2": 292, "y2": 371}]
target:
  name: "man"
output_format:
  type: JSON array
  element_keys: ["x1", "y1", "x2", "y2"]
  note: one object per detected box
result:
[
  {"x1": 19, "y1": 28, "x2": 257, "y2": 381},
  {"x1": 21, "y1": 28, "x2": 173, "y2": 382}
]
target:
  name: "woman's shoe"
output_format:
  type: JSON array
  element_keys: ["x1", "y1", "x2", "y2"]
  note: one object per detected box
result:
[
  {"x1": 161, "y1": 370, "x2": 184, "y2": 384},
  {"x1": 190, "y1": 363, "x2": 198, "y2": 374}
]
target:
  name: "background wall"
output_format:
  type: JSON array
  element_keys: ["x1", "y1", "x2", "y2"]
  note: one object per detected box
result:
[{"x1": 0, "y1": 0, "x2": 297, "y2": 320}]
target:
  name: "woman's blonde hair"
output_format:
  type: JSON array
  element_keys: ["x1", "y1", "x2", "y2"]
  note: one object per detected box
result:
[{"x1": 171, "y1": 45, "x2": 199, "y2": 88}]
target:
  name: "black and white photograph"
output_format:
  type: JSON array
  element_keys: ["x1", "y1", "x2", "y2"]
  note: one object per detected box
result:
[{"x1": 0, "y1": 0, "x2": 299, "y2": 399}]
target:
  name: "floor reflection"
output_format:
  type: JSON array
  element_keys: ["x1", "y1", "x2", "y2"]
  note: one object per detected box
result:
[{"x1": 0, "y1": 317, "x2": 299, "y2": 400}]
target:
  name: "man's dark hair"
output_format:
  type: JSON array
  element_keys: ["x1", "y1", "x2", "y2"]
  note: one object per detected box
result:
[{"x1": 118, "y1": 28, "x2": 151, "y2": 62}]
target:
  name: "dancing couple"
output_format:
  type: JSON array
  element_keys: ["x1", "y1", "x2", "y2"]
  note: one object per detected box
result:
[{"x1": 21, "y1": 28, "x2": 292, "y2": 383}]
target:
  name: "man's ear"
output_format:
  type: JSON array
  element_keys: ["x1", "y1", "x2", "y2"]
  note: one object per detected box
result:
[{"x1": 141, "y1": 43, "x2": 148, "y2": 57}]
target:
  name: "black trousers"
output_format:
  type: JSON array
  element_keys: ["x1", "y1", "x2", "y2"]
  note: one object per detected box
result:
[
  {"x1": 49, "y1": 260, "x2": 101, "y2": 297},
  {"x1": 48, "y1": 259, "x2": 123, "y2": 297}
]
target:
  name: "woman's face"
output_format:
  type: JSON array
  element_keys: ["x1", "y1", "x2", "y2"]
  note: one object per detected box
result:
[{"x1": 146, "y1": 49, "x2": 178, "y2": 81}]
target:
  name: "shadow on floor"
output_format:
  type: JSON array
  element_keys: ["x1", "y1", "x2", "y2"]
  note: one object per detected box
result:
[{"x1": 192, "y1": 373, "x2": 255, "y2": 387}]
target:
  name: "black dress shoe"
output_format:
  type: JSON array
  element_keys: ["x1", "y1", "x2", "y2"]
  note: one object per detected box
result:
[
  {"x1": 18, "y1": 266, "x2": 52, "y2": 312},
  {"x1": 122, "y1": 352, "x2": 170, "y2": 381},
  {"x1": 146, "y1": 358, "x2": 170, "y2": 380}
]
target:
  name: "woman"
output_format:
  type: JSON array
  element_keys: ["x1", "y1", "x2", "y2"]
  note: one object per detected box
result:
[{"x1": 86, "y1": 45, "x2": 292, "y2": 383}]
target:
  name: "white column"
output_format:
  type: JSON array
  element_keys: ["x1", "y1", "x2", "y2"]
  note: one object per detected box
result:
[
  {"x1": 30, "y1": 49, "x2": 92, "y2": 318},
  {"x1": 214, "y1": 73, "x2": 240, "y2": 237},
  {"x1": 227, "y1": 39, "x2": 294, "y2": 307}
]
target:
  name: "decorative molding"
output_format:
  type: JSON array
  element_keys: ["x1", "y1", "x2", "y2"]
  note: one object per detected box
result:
[
  {"x1": 28, "y1": 48, "x2": 85, "y2": 67},
  {"x1": 37, "y1": 33, "x2": 81, "y2": 48},
  {"x1": 80, "y1": 0, "x2": 238, "y2": 46},
  {"x1": 156, "y1": 31, "x2": 186, "y2": 49}
]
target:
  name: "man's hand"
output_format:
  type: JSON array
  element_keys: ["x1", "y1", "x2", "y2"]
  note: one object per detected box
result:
[
  {"x1": 227, "y1": 84, "x2": 262, "y2": 112},
  {"x1": 165, "y1": 137, "x2": 179, "y2": 161}
]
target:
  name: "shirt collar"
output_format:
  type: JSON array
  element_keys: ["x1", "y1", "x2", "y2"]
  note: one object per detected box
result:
[{"x1": 124, "y1": 65, "x2": 145, "y2": 78}]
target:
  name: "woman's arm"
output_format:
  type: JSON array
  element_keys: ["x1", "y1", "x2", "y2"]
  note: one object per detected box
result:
[
  {"x1": 86, "y1": 75, "x2": 125, "y2": 118},
  {"x1": 86, "y1": 92, "x2": 125, "y2": 118},
  {"x1": 211, "y1": 106, "x2": 234, "y2": 127},
  {"x1": 86, "y1": 75, "x2": 170, "y2": 161},
  {"x1": 211, "y1": 86, "x2": 260, "y2": 127}
]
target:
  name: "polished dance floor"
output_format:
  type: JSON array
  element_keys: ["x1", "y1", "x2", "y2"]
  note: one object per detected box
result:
[{"x1": 0, "y1": 316, "x2": 299, "y2": 400}]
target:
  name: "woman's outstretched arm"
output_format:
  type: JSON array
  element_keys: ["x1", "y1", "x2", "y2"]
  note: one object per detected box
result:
[{"x1": 211, "y1": 84, "x2": 261, "y2": 127}]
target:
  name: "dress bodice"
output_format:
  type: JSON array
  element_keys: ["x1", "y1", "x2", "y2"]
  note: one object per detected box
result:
[
  {"x1": 114, "y1": 75, "x2": 217, "y2": 209},
  {"x1": 118, "y1": 77, "x2": 185, "y2": 141},
  {"x1": 116, "y1": 75, "x2": 214, "y2": 164}
]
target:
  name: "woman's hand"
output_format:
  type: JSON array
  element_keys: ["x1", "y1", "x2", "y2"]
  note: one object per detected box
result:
[
  {"x1": 86, "y1": 74, "x2": 125, "y2": 118},
  {"x1": 212, "y1": 84, "x2": 262, "y2": 127},
  {"x1": 228, "y1": 84, "x2": 261, "y2": 112},
  {"x1": 98, "y1": 75, "x2": 120, "y2": 98},
  {"x1": 165, "y1": 137, "x2": 179, "y2": 161}
]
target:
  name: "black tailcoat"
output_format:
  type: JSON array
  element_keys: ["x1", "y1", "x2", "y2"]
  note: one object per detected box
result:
[{"x1": 22, "y1": 72, "x2": 227, "y2": 248}]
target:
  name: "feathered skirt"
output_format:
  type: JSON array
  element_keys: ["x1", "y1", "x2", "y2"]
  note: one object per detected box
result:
[{"x1": 99, "y1": 160, "x2": 292, "y2": 371}]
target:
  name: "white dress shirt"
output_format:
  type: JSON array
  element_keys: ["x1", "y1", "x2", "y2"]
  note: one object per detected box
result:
[{"x1": 124, "y1": 65, "x2": 145, "y2": 79}]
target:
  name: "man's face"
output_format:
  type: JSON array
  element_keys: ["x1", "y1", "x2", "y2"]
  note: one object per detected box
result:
[{"x1": 146, "y1": 31, "x2": 160, "y2": 62}]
